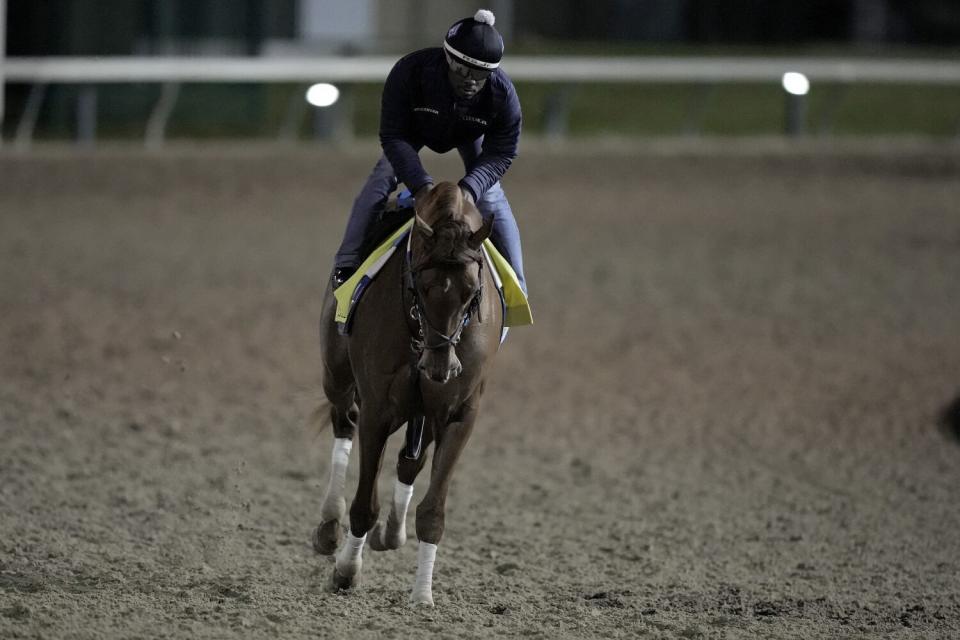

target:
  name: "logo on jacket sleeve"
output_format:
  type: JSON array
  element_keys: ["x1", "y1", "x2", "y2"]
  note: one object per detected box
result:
[{"x1": 460, "y1": 115, "x2": 488, "y2": 126}]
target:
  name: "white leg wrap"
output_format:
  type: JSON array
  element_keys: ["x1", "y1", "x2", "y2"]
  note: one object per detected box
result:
[
  {"x1": 335, "y1": 532, "x2": 366, "y2": 577},
  {"x1": 320, "y1": 438, "x2": 352, "y2": 521},
  {"x1": 393, "y1": 481, "x2": 414, "y2": 526},
  {"x1": 410, "y1": 542, "x2": 438, "y2": 606},
  {"x1": 380, "y1": 480, "x2": 414, "y2": 547}
]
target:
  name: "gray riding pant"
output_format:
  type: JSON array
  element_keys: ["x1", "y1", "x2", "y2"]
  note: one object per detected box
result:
[{"x1": 334, "y1": 147, "x2": 527, "y2": 294}]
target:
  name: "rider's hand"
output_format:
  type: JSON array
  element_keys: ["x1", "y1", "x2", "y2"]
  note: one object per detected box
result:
[
  {"x1": 460, "y1": 186, "x2": 475, "y2": 205},
  {"x1": 415, "y1": 182, "x2": 434, "y2": 199}
]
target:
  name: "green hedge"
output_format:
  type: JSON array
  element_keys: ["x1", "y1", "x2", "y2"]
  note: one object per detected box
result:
[{"x1": 14, "y1": 79, "x2": 960, "y2": 139}]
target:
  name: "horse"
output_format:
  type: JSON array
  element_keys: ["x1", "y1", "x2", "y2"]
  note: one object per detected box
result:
[{"x1": 312, "y1": 182, "x2": 502, "y2": 606}]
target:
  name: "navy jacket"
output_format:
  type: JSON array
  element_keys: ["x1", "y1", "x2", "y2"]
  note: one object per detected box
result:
[{"x1": 379, "y1": 48, "x2": 522, "y2": 202}]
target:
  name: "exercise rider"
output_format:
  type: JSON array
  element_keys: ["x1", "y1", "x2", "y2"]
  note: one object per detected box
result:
[{"x1": 331, "y1": 9, "x2": 527, "y2": 295}]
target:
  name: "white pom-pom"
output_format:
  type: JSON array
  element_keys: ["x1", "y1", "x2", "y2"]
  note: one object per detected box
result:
[{"x1": 474, "y1": 9, "x2": 495, "y2": 26}]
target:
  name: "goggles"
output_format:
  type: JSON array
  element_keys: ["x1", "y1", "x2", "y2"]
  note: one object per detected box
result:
[{"x1": 445, "y1": 53, "x2": 493, "y2": 82}]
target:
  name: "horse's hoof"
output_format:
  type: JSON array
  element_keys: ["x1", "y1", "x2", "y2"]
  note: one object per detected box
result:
[
  {"x1": 313, "y1": 520, "x2": 341, "y2": 555},
  {"x1": 409, "y1": 593, "x2": 435, "y2": 607},
  {"x1": 368, "y1": 520, "x2": 406, "y2": 552},
  {"x1": 367, "y1": 521, "x2": 388, "y2": 551},
  {"x1": 329, "y1": 566, "x2": 359, "y2": 593}
]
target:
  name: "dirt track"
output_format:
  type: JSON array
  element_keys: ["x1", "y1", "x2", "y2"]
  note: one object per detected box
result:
[{"x1": 2, "y1": 142, "x2": 960, "y2": 639}]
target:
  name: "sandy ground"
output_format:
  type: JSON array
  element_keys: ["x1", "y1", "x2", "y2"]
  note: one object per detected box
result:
[{"x1": 1, "y1": 142, "x2": 959, "y2": 639}]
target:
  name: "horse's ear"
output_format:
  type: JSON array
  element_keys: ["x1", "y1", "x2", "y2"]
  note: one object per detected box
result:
[
  {"x1": 468, "y1": 215, "x2": 494, "y2": 250},
  {"x1": 415, "y1": 214, "x2": 434, "y2": 237}
]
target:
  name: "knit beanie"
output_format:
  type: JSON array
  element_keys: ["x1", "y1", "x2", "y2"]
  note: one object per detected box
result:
[{"x1": 443, "y1": 9, "x2": 504, "y2": 70}]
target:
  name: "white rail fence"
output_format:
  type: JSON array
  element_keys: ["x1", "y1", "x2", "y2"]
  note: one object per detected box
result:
[{"x1": 3, "y1": 56, "x2": 960, "y2": 147}]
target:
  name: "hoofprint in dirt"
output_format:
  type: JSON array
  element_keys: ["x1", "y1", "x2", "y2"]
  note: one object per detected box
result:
[{"x1": 1, "y1": 143, "x2": 958, "y2": 639}]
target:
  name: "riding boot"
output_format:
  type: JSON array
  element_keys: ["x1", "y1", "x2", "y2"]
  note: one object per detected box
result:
[{"x1": 334, "y1": 155, "x2": 400, "y2": 272}]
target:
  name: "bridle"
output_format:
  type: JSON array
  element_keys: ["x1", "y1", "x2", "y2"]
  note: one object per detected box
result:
[
  {"x1": 404, "y1": 231, "x2": 484, "y2": 355},
  {"x1": 401, "y1": 221, "x2": 485, "y2": 461}
]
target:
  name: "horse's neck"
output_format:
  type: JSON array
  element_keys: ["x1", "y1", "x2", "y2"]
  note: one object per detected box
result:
[{"x1": 365, "y1": 246, "x2": 410, "y2": 331}]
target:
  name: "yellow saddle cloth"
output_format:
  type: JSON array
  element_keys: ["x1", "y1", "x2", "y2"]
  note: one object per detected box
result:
[{"x1": 334, "y1": 219, "x2": 532, "y2": 335}]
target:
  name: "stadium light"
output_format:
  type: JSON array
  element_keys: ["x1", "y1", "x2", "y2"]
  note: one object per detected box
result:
[
  {"x1": 781, "y1": 72, "x2": 809, "y2": 137},
  {"x1": 306, "y1": 83, "x2": 340, "y2": 108},
  {"x1": 781, "y1": 72, "x2": 810, "y2": 96}
]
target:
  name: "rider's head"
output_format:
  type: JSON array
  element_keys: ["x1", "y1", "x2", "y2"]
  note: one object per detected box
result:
[{"x1": 443, "y1": 9, "x2": 503, "y2": 99}]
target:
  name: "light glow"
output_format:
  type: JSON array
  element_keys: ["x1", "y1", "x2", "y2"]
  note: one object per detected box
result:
[
  {"x1": 306, "y1": 83, "x2": 340, "y2": 107},
  {"x1": 781, "y1": 72, "x2": 810, "y2": 96}
]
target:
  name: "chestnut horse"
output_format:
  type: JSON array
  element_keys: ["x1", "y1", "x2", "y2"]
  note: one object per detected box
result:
[{"x1": 312, "y1": 182, "x2": 502, "y2": 605}]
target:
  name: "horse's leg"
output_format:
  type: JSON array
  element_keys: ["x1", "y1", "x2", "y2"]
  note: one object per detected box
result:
[
  {"x1": 368, "y1": 428, "x2": 435, "y2": 552},
  {"x1": 314, "y1": 286, "x2": 359, "y2": 554},
  {"x1": 409, "y1": 402, "x2": 479, "y2": 606},
  {"x1": 330, "y1": 411, "x2": 391, "y2": 591},
  {"x1": 312, "y1": 398, "x2": 358, "y2": 555}
]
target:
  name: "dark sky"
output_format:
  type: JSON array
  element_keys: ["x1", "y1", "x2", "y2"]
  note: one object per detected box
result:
[{"x1": 7, "y1": 0, "x2": 960, "y2": 56}]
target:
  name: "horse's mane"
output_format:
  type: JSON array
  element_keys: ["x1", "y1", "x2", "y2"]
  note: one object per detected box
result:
[
  {"x1": 414, "y1": 183, "x2": 483, "y2": 269},
  {"x1": 426, "y1": 183, "x2": 464, "y2": 223}
]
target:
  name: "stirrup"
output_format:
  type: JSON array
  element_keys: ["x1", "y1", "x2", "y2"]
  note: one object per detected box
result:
[{"x1": 332, "y1": 266, "x2": 356, "y2": 289}]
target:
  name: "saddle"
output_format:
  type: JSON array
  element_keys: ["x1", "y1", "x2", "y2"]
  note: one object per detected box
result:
[
  {"x1": 333, "y1": 191, "x2": 532, "y2": 336},
  {"x1": 356, "y1": 190, "x2": 418, "y2": 264}
]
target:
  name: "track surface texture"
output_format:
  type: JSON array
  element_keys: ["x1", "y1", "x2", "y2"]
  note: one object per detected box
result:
[{"x1": 2, "y1": 142, "x2": 960, "y2": 639}]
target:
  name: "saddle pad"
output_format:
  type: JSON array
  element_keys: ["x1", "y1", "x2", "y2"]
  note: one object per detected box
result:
[
  {"x1": 334, "y1": 219, "x2": 533, "y2": 334},
  {"x1": 481, "y1": 241, "x2": 533, "y2": 327}
]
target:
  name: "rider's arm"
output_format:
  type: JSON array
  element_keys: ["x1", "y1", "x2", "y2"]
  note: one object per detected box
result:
[
  {"x1": 379, "y1": 60, "x2": 434, "y2": 195},
  {"x1": 458, "y1": 79, "x2": 521, "y2": 202}
]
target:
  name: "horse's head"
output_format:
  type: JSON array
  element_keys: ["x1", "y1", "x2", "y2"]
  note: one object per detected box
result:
[{"x1": 409, "y1": 183, "x2": 493, "y2": 384}]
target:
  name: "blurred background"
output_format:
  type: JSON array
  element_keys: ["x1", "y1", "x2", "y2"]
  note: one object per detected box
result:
[
  {"x1": 2, "y1": 0, "x2": 959, "y2": 145},
  {"x1": 3, "y1": 5, "x2": 960, "y2": 637}
]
